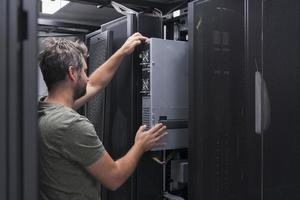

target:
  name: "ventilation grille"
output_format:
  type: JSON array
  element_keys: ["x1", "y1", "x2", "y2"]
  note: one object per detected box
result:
[
  {"x1": 142, "y1": 107, "x2": 151, "y2": 129},
  {"x1": 86, "y1": 32, "x2": 110, "y2": 140},
  {"x1": 89, "y1": 37, "x2": 108, "y2": 71}
]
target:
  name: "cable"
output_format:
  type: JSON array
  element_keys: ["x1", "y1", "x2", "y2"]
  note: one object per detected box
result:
[
  {"x1": 152, "y1": 151, "x2": 176, "y2": 165},
  {"x1": 153, "y1": 8, "x2": 163, "y2": 16},
  {"x1": 165, "y1": 0, "x2": 189, "y2": 16},
  {"x1": 111, "y1": 1, "x2": 138, "y2": 15}
]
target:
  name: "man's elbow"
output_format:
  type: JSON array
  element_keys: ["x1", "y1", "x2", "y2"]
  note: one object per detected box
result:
[
  {"x1": 108, "y1": 184, "x2": 120, "y2": 191},
  {"x1": 105, "y1": 180, "x2": 123, "y2": 191},
  {"x1": 104, "y1": 171, "x2": 125, "y2": 191}
]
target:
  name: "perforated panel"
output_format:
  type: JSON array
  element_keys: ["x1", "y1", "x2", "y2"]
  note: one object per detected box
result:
[
  {"x1": 142, "y1": 107, "x2": 150, "y2": 128},
  {"x1": 86, "y1": 31, "x2": 112, "y2": 141}
]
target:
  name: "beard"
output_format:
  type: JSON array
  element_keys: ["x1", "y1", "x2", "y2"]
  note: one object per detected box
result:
[{"x1": 74, "y1": 76, "x2": 87, "y2": 100}]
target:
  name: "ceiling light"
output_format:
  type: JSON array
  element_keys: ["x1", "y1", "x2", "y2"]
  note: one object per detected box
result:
[
  {"x1": 41, "y1": 0, "x2": 70, "y2": 15},
  {"x1": 173, "y1": 10, "x2": 180, "y2": 18}
]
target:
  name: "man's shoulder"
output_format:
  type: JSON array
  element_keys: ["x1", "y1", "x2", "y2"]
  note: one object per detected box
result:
[
  {"x1": 39, "y1": 103, "x2": 96, "y2": 145},
  {"x1": 39, "y1": 103, "x2": 91, "y2": 131}
]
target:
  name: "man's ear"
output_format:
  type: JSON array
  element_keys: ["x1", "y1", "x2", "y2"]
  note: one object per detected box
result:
[{"x1": 67, "y1": 66, "x2": 78, "y2": 81}]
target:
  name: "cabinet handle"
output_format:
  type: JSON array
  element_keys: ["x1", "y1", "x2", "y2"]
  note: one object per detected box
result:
[{"x1": 255, "y1": 71, "x2": 271, "y2": 134}]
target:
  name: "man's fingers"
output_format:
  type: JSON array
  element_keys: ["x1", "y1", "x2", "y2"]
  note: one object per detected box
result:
[
  {"x1": 153, "y1": 131, "x2": 168, "y2": 142},
  {"x1": 155, "y1": 131, "x2": 168, "y2": 141},
  {"x1": 130, "y1": 37, "x2": 147, "y2": 44},
  {"x1": 132, "y1": 32, "x2": 147, "y2": 39},
  {"x1": 131, "y1": 33, "x2": 148, "y2": 41},
  {"x1": 148, "y1": 123, "x2": 164, "y2": 134},
  {"x1": 152, "y1": 126, "x2": 167, "y2": 138},
  {"x1": 132, "y1": 32, "x2": 141, "y2": 37},
  {"x1": 138, "y1": 36, "x2": 148, "y2": 42},
  {"x1": 133, "y1": 40, "x2": 141, "y2": 47},
  {"x1": 138, "y1": 124, "x2": 147, "y2": 133},
  {"x1": 123, "y1": 36, "x2": 147, "y2": 55}
]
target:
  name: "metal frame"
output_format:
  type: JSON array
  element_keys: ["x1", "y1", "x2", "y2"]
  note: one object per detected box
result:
[
  {"x1": 22, "y1": 0, "x2": 38, "y2": 199},
  {"x1": 0, "y1": 0, "x2": 38, "y2": 199},
  {"x1": 188, "y1": 2, "x2": 205, "y2": 199},
  {"x1": 38, "y1": 18, "x2": 99, "y2": 33},
  {"x1": 244, "y1": 0, "x2": 263, "y2": 199},
  {"x1": 69, "y1": 0, "x2": 189, "y2": 14},
  {"x1": 0, "y1": 0, "x2": 8, "y2": 199},
  {"x1": 134, "y1": 14, "x2": 163, "y2": 200},
  {"x1": 7, "y1": 0, "x2": 22, "y2": 199},
  {"x1": 127, "y1": 14, "x2": 138, "y2": 200}
]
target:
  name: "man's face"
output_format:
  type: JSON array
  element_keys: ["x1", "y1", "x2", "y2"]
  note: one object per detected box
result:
[{"x1": 74, "y1": 59, "x2": 88, "y2": 100}]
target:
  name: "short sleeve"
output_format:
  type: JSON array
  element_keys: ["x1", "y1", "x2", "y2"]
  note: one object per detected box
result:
[{"x1": 61, "y1": 116, "x2": 105, "y2": 166}]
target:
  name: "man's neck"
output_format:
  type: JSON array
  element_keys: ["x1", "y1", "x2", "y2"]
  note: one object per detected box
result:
[{"x1": 46, "y1": 88, "x2": 74, "y2": 108}]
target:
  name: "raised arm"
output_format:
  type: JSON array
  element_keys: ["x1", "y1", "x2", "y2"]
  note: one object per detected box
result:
[{"x1": 73, "y1": 32, "x2": 148, "y2": 110}]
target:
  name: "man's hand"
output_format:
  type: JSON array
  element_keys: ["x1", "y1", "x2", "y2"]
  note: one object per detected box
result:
[
  {"x1": 86, "y1": 123, "x2": 167, "y2": 191},
  {"x1": 135, "y1": 123, "x2": 167, "y2": 152},
  {"x1": 119, "y1": 32, "x2": 148, "y2": 56}
]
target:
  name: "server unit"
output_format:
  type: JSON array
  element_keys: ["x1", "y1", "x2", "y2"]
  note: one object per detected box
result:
[{"x1": 140, "y1": 38, "x2": 188, "y2": 150}]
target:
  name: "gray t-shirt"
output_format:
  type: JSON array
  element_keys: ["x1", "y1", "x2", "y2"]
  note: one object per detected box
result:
[{"x1": 38, "y1": 100, "x2": 105, "y2": 200}]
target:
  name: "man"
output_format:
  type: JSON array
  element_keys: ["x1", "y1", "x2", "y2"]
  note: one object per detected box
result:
[{"x1": 38, "y1": 32, "x2": 167, "y2": 200}]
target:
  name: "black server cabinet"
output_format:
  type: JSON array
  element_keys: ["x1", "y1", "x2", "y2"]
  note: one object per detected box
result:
[
  {"x1": 188, "y1": 0, "x2": 260, "y2": 200},
  {"x1": 262, "y1": 0, "x2": 300, "y2": 199},
  {"x1": 86, "y1": 14, "x2": 162, "y2": 200}
]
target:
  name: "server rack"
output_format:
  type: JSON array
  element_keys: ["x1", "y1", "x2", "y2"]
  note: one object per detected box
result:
[
  {"x1": 188, "y1": 0, "x2": 250, "y2": 200},
  {"x1": 261, "y1": 0, "x2": 300, "y2": 199},
  {"x1": 86, "y1": 13, "x2": 163, "y2": 200}
]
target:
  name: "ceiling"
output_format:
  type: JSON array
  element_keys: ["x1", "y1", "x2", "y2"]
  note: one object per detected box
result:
[
  {"x1": 38, "y1": 0, "x2": 188, "y2": 33},
  {"x1": 39, "y1": 2, "x2": 122, "y2": 27}
]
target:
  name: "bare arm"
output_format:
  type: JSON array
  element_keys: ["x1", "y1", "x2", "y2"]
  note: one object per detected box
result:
[
  {"x1": 86, "y1": 124, "x2": 167, "y2": 191},
  {"x1": 73, "y1": 32, "x2": 148, "y2": 110}
]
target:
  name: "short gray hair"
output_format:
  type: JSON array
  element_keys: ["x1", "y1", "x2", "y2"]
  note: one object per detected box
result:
[{"x1": 38, "y1": 38, "x2": 87, "y2": 91}]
